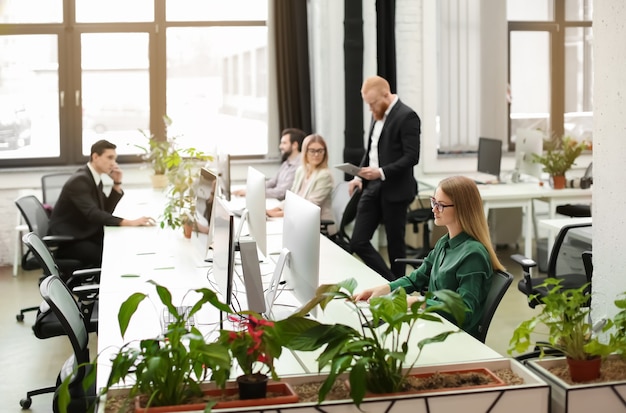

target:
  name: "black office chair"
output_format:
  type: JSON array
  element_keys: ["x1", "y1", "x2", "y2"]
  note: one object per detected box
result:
[
  {"x1": 512, "y1": 222, "x2": 592, "y2": 309},
  {"x1": 476, "y1": 270, "x2": 513, "y2": 343},
  {"x1": 406, "y1": 198, "x2": 435, "y2": 259},
  {"x1": 14, "y1": 195, "x2": 85, "y2": 322},
  {"x1": 41, "y1": 172, "x2": 73, "y2": 213},
  {"x1": 555, "y1": 162, "x2": 592, "y2": 218},
  {"x1": 32, "y1": 275, "x2": 97, "y2": 413},
  {"x1": 321, "y1": 184, "x2": 361, "y2": 253},
  {"x1": 392, "y1": 258, "x2": 513, "y2": 343},
  {"x1": 19, "y1": 232, "x2": 99, "y2": 410}
]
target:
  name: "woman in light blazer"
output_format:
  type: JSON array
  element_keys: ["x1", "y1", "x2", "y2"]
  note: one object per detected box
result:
[{"x1": 267, "y1": 134, "x2": 336, "y2": 235}]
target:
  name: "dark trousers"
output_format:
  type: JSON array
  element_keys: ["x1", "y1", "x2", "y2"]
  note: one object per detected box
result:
[
  {"x1": 349, "y1": 181, "x2": 411, "y2": 281},
  {"x1": 56, "y1": 233, "x2": 103, "y2": 270}
]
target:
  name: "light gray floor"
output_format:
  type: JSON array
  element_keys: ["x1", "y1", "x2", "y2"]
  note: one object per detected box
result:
[{"x1": 0, "y1": 245, "x2": 540, "y2": 412}]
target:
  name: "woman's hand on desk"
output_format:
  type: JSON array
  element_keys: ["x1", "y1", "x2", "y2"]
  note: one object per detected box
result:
[
  {"x1": 353, "y1": 284, "x2": 391, "y2": 302},
  {"x1": 121, "y1": 216, "x2": 157, "y2": 227}
]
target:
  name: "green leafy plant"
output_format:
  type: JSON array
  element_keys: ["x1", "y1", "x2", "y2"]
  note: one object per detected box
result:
[
  {"x1": 218, "y1": 313, "x2": 283, "y2": 380},
  {"x1": 161, "y1": 145, "x2": 213, "y2": 231},
  {"x1": 136, "y1": 115, "x2": 177, "y2": 175},
  {"x1": 607, "y1": 293, "x2": 626, "y2": 358},
  {"x1": 531, "y1": 134, "x2": 589, "y2": 176},
  {"x1": 508, "y1": 278, "x2": 613, "y2": 361},
  {"x1": 275, "y1": 278, "x2": 467, "y2": 407},
  {"x1": 61, "y1": 281, "x2": 234, "y2": 412}
]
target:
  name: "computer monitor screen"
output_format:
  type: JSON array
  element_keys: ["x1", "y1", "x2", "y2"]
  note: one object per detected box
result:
[
  {"x1": 217, "y1": 152, "x2": 231, "y2": 201},
  {"x1": 212, "y1": 197, "x2": 235, "y2": 306},
  {"x1": 197, "y1": 167, "x2": 217, "y2": 245},
  {"x1": 243, "y1": 166, "x2": 267, "y2": 259},
  {"x1": 477, "y1": 137, "x2": 502, "y2": 178},
  {"x1": 282, "y1": 191, "x2": 320, "y2": 316},
  {"x1": 515, "y1": 128, "x2": 544, "y2": 180}
]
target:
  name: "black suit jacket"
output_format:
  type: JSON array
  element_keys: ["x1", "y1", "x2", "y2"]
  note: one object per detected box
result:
[
  {"x1": 360, "y1": 99, "x2": 421, "y2": 203},
  {"x1": 48, "y1": 165, "x2": 124, "y2": 240}
]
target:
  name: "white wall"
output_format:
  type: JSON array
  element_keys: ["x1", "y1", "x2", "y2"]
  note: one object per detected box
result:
[{"x1": 591, "y1": 0, "x2": 626, "y2": 320}]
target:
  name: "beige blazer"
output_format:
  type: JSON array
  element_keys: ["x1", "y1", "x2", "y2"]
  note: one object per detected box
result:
[{"x1": 287, "y1": 166, "x2": 336, "y2": 235}]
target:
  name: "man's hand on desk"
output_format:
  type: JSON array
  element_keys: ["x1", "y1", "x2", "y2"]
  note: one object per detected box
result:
[{"x1": 121, "y1": 216, "x2": 157, "y2": 226}]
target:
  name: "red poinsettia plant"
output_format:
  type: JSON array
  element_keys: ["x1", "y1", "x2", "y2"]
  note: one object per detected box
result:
[{"x1": 219, "y1": 312, "x2": 282, "y2": 380}]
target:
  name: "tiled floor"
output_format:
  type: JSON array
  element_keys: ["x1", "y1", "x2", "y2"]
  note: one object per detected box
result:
[{"x1": 0, "y1": 245, "x2": 541, "y2": 412}]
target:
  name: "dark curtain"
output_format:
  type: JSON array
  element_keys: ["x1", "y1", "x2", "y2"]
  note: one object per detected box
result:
[
  {"x1": 274, "y1": 0, "x2": 312, "y2": 136},
  {"x1": 343, "y1": 0, "x2": 365, "y2": 180},
  {"x1": 376, "y1": 0, "x2": 396, "y2": 93}
]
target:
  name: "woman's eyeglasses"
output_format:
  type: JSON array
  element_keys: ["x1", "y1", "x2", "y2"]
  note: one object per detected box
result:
[
  {"x1": 307, "y1": 148, "x2": 326, "y2": 155},
  {"x1": 430, "y1": 197, "x2": 454, "y2": 213}
]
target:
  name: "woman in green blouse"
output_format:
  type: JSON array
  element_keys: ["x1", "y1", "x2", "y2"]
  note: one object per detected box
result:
[{"x1": 353, "y1": 175, "x2": 505, "y2": 338}]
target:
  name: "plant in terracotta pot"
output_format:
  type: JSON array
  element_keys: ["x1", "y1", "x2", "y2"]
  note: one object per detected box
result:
[
  {"x1": 508, "y1": 278, "x2": 613, "y2": 382},
  {"x1": 531, "y1": 134, "x2": 589, "y2": 188},
  {"x1": 136, "y1": 115, "x2": 178, "y2": 189},
  {"x1": 217, "y1": 312, "x2": 283, "y2": 400},
  {"x1": 275, "y1": 278, "x2": 469, "y2": 407},
  {"x1": 63, "y1": 281, "x2": 234, "y2": 413},
  {"x1": 161, "y1": 146, "x2": 213, "y2": 236}
]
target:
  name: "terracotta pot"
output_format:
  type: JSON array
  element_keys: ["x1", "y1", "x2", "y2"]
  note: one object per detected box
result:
[
  {"x1": 183, "y1": 223, "x2": 192, "y2": 239},
  {"x1": 151, "y1": 174, "x2": 168, "y2": 189},
  {"x1": 566, "y1": 356, "x2": 601, "y2": 382},
  {"x1": 133, "y1": 382, "x2": 298, "y2": 412},
  {"x1": 551, "y1": 175, "x2": 566, "y2": 189},
  {"x1": 237, "y1": 373, "x2": 269, "y2": 400}
]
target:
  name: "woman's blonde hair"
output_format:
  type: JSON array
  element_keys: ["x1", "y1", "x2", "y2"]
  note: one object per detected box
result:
[
  {"x1": 438, "y1": 176, "x2": 505, "y2": 271},
  {"x1": 301, "y1": 134, "x2": 329, "y2": 171}
]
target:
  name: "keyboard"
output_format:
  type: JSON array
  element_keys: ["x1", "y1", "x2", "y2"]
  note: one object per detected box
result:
[
  {"x1": 162, "y1": 306, "x2": 195, "y2": 333},
  {"x1": 465, "y1": 172, "x2": 500, "y2": 184}
]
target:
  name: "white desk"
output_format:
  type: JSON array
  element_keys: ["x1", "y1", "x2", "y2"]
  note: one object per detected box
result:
[
  {"x1": 419, "y1": 177, "x2": 592, "y2": 260},
  {"x1": 538, "y1": 217, "x2": 592, "y2": 254},
  {"x1": 97, "y1": 189, "x2": 503, "y2": 388}
]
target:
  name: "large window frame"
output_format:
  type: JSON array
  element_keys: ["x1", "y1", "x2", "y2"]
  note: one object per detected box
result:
[{"x1": 0, "y1": 0, "x2": 272, "y2": 169}]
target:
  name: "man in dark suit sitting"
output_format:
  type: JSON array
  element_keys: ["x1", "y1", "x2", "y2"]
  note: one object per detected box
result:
[{"x1": 49, "y1": 139, "x2": 156, "y2": 267}]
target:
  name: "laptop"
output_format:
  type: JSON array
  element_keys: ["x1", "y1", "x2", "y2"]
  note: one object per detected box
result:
[{"x1": 466, "y1": 137, "x2": 502, "y2": 184}]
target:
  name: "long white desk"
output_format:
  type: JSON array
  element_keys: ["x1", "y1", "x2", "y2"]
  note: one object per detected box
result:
[
  {"x1": 97, "y1": 188, "x2": 503, "y2": 389},
  {"x1": 419, "y1": 176, "x2": 592, "y2": 260}
]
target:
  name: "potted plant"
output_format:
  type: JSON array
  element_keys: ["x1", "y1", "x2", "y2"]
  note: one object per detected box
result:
[
  {"x1": 217, "y1": 312, "x2": 299, "y2": 404},
  {"x1": 161, "y1": 146, "x2": 212, "y2": 237},
  {"x1": 508, "y1": 278, "x2": 614, "y2": 382},
  {"x1": 531, "y1": 134, "x2": 589, "y2": 189},
  {"x1": 57, "y1": 281, "x2": 233, "y2": 413},
  {"x1": 274, "y1": 278, "x2": 472, "y2": 407},
  {"x1": 136, "y1": 115, "x2": 177, "y2": 189}
]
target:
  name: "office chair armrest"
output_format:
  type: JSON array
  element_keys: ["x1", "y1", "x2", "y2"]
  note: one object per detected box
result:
[
  {"x1": 320, "y1": 219, "x2": 335, "y2": 226},
  {"x1": 41, "y1": 235, "x2": 76, "y2": 244},
  {"x1": 72, "y1": 283, "x2": 100, "y2": 301},
  {"x1": 394, "y1": 258, "x2": 424, "y2": 268},
  {"x1": 67, "y1": 268, "x2": 101, "y2": 287},
  {"x1": 510, "y1": 254, "x2": 537, "y2": 273}
]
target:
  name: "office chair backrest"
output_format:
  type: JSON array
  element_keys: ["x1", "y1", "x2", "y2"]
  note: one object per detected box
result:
[
  {"x1": 40, "y1": 275, "x2": 89, "y2": 366},
  {"x1": 582, "y1": 250, "x2": 592, "y2": 283},
  {"x1": 15, "y1": 195, "x2": 51, "y2": 237},
  {"x1": 476, "y1": 270, "x2": 513, "y2": 343},
  {"x1": 548, "y1": 223, "x2": 592, "y2": 278},
  {"x1": 22, "y1": 231, "x2": 65, "y2": 281},
  {"x1": 41, "y1": 172, "x2": 72, "y2": 209},
  {"x1": 339, "y1": 186, "x2": 361, "y2": 234}
]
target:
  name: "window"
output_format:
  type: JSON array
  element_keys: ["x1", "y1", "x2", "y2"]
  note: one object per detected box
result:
[{"x1": 0, "y1": 0, "x2": 269, "y2": 167}]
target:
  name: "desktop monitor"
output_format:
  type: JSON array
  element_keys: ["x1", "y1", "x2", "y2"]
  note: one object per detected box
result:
[
  {"x1": 515, "y1": 128, "x2": 544, "y2": 180},
  {"x1": 240, "y1": 166, "x2": 267, "y2": 259},
  {"x1": 281, "y1": 190, "x2": 320, "y2": 317},
  {"x1": 212, "y1": 197, "x2": 236, "y2": 306},
  {"x1": 477, "y1": 137, "x2": 502, "y2": 178},
  {"x1": 197, "y1": 167, "x2": 218, "y2": 248},
  {"x1": 217, "y1": 152, "x2": 231, "y2": 201}
]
